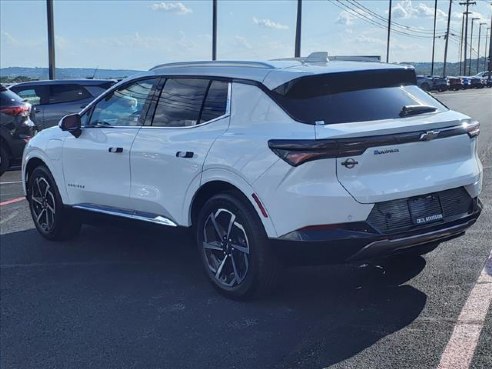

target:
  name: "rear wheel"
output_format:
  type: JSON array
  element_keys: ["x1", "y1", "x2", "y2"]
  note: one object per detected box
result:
[
  {"x1": 0, "y1": 145, "x2": 9, "y2": 176},
  {"x1": 196, "y1": 192, "x2": 281, "y2": 299},
  {"x1": 28, "y1": 166, "x2": 81, "y2": 241}
]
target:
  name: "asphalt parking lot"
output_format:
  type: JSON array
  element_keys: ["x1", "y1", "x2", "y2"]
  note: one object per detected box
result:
[{"x1": 1, "y1": 88, "x2": 491, "y2": 369}]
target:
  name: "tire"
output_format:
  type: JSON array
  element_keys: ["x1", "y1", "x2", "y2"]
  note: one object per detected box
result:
[
  {"x1": 0, "y1": 145, "x2": 9, "y2": 176},
  {"x1": 196, "y1": 192, "x2": 281, "y2": 299},
  {"x1": 28, "y1": 165, "x2": 81, "y2": 241}
]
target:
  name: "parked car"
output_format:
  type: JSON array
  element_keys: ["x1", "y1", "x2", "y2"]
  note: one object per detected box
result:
[
  {"x1": 22, "y1": 59, "x2": 482, "y2": 299},
  {"x1": 0, "y1": 85, "x2": 36, "y2": 176},
  {"x1": 460, "y1": 76, "x2": 484, "y2": 89},
  {"x1": 416, "y1": 75, "x2": 433, "y2": 91},
  {"x1": 447, "y1": 76, "x2": 463, "y2": 91},
  {"x1": 10, "y1": 79, "x2": 115, "y2": 130},
  {"x1": 473, "y1": 71, "x2": 492, "y2": 87},
  {"x1": 416, "y1": 75, "x2": 448, "y2": 92},
  {"x1": 429, "y1": 76, "x2": 449, "y2": 92}
]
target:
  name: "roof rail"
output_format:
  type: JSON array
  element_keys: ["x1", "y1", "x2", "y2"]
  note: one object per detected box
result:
[
  {"x1": 271, "y1": 52, "x2": 381, "y2": 64},
  {"x1": 271, "y1": 51, "x2": 328, "y2": 64},
  {"x1": 149, "y1": 60, "x2": 276, "y2": 71}
]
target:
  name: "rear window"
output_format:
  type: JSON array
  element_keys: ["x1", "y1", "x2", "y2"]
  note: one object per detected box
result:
[
  {"x1": 271, "y1": 69, "x2": 447, "y2": 125},
  {"x1": 0, "y1": 89, "x2": 23, "y2": 107}
]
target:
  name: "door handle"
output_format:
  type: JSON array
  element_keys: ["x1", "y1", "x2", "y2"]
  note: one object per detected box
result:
[
  {"x1": 108, "y1": 147, "x2": 123, "y2": 153},
  {"x1": 176, "y1": 151, "x2": 194, "y2": 158}
]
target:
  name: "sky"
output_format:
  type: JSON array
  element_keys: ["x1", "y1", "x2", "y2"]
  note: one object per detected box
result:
[{"x1": 1, "y1": 0, "x2": 491, "y2": 70}]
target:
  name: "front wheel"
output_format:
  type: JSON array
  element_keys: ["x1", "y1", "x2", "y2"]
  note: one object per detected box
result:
[
  {"x1": 28, "y1": 166, "x2": 81, "y2": 241},
  {"x1": 196, "y1": 192, "x2": 281, "y2": 299}
]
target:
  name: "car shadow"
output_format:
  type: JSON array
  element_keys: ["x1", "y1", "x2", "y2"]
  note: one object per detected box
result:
[{"x1": 1, "y1": 224, "x2": 427, "y2": 369}]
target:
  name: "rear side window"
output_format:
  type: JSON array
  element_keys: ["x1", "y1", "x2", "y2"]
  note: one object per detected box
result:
[
  {"x1": 0, "y1": 89, "x2": 23, "y2": 107},
  {"x1": 9, "y1": 85, "x2": 48, "y2": 105},
  {"x1": 272, "y1": 69, "x2": 447, "y2": 125},
  {"x1": 199, "y1": 81, "x2": 228, "y2": 124},
  {"x1": 152, "y1": 78, "x2": 209, "y2": 127},
  {"x1": 49, "y1": 84, "x2": 92, "y2": 104}
]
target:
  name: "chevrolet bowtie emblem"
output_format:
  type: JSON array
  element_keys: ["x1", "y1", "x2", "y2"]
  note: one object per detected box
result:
[{"x1": 420, "y1": 130, "x2": 440, "y2": 141}]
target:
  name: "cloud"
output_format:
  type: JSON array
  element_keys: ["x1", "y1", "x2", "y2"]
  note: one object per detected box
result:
[
  {"x1": 392, "y1": 0, "x2": 446, "y2": 19},
  {"x1": 252, "y1": 17, "x2": 288, "y2": 30},
  {"x1": 233, "y1": 35, "x2": 252, "y2": 49},
  {"x1": 336, "y1": 11, "x2": 356, "y2": 26},
  {"x1": 151, "y1": 2, "x2": 192, "y2": 15}
]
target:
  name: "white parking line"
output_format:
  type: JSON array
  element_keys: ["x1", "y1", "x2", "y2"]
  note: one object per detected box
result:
[
  {"x1": 0, "y1": 181, "x2": 22, "y2": 185},
  {"x1": 437, "y1": 250, "x2": 492, "y2": 369}
]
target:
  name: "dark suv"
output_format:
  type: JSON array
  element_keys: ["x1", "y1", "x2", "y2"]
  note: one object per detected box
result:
[
  {"x1": 10, "y1": 79, "x2": 115, "y2": 130},
  {"x1": 0, "y1": 85, "x2": 36, "y2": 175}
]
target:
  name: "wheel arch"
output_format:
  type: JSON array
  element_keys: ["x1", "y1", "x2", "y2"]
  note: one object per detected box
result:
[
  {"x1": 188, "y1": 171, "x2": 278, "y2": 238},
  {"x1": 23, "y1": 151, "x2": 69, "y2": 203}
]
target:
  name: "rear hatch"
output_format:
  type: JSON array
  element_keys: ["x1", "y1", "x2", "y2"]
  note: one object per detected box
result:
[{"x1": 270, "y1": 69, "x2": 481, "y2": 204}]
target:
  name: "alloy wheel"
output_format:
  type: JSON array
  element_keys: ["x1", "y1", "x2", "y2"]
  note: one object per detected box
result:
[
  {"x1": 202, "y1": 208, "x2": 250, "y2": 288},
  {"x1": 30, "y1": 176, "x2": 56, "y2": 232}
]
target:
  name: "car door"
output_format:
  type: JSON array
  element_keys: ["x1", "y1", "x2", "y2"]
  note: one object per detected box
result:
[
  {"x1": 62, "y1": 77, "x2": 158, "y2": 210},
  {"x1": 130, "y1": 78, "x2": 230, "y2": 225},
  {"x1": 9, "y1": 85, "x2": 49, "y2": 129},
  {"x1": 43, "y1": 84, "x2": 94, "y2": 128}
]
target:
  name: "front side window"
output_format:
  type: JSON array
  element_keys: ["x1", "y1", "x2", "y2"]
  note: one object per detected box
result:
[
  {"x1": 88, "y1": 78, "x2": 156, "y2": 127},
  {"x1": 49, "y1": 85, "x2": 92, "y2": 104}
]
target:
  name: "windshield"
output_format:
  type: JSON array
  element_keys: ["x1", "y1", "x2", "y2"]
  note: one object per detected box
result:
[{"x1": 272, "y1": 70, "x2": 447, "y2": 125}]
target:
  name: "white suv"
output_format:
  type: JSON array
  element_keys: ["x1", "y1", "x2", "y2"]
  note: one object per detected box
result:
[{"x1": 22, "y1": 60, "x2": 483, "y2": 299}]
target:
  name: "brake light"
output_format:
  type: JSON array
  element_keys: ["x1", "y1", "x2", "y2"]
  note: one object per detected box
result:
[
  {"x1": 463, "y1": 121, "x2": 480, "y2": 138},
  {"x1": 0, "y1": 104, "x2": 30, "y2": 116}
]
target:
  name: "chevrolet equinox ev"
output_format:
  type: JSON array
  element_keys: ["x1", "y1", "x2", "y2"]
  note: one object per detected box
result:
[{"x1": 22, "y1": 60, "x2": 483, "y2": 299}]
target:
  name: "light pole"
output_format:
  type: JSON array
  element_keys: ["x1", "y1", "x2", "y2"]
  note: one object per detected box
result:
[
  {"x1": 386, "y1": 0, "x2": 393, "y2": 63},
  {"x1": 477, "y1": 22, "x2": 487, "y2": 73},
  {"x1": 47, "y1": 0, "x2": 55, "y2": 80},
  {"x1": 459, "y1": 12, "x2": 466, "y2": 74},
  {"x1": 212, "y1": 0, "x2": 217, "y2": 60},
  {"x1": 469, "y1": 17, "x2": 479, "y2": 75},
  {"x1": 443, "y1": 0, "x2": 453, "y2": 77},
  {"x1": 295, "y1": 0, "x2": 302, "y2": 57},
  {"x1": 486, "y1": 27, "x2": 491, "y2": 72},
  {"x1": 431, "y1": 0, "x2": 438, "y2": 75}
]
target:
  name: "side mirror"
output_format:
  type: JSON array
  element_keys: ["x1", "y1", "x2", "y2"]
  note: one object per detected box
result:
[{"x1": 59, "y1": 114, "x2": 81, "y2": 138}]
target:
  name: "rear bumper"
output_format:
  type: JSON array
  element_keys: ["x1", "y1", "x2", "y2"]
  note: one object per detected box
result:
[{"x1": 271, "y1": 199, "x2": 481, "y2": 265}]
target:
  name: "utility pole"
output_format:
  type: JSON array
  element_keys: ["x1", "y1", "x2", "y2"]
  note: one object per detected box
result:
[
  {"x1": 47, "y1": 0, "x2": 55, "y2": 80},
  {"x1": 386, "y1": 0, "x2": 393, "y2": 63},
  {"x1": 459, "y1": 0, "x2": 476, "y2": 76},
  {"x1": 294, "y1": 0, "x2": 302, "y2": 57},
  {"x1": 469, "y1": 17, "x2": 479, "y2": 75},
  {"x1": 459, "y1": 12, "x2": 465, "y2": 74},
  {"x1": 212, "y1": 0, "x2": 217, "y2": 60},
  {"x1": 431, "y1": 0, "x2": 438, "y2": 75},
  {"x1": 488, "y1": 18, "x2": 492, "y2": 84},
  {"x1": 478, "y1": 23, "x2": 487, "y2": 73},
  {"x1": 486, "y1": 27, "x2": 491, "y2": 72},
  {"x1": 443, "y1": 0, "x2": 453, "y2": 77}
]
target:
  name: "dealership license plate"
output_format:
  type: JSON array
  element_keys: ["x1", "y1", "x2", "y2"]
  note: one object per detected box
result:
[{"x1": 408, "y1": 195, "x2": 444, "y2": 225}]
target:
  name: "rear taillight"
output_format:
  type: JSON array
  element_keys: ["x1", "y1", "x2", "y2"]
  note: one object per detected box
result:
[
  {"x1": 269, "y1": 121, "x2": 481, "y2": 167},
  {"x1": 0, "y1": 104, "x2": 30, "y2": 117},
  {"x1": 464, "y1": 121, "x2": 480, "y2": 138}
]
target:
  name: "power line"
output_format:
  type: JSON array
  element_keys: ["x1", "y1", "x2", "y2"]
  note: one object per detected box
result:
[{"x1": 330, "y1": 0, "x2": 446, "y2": 39}]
